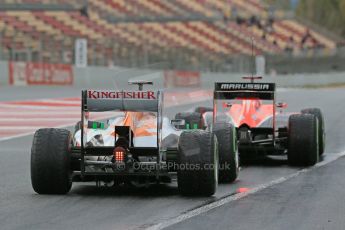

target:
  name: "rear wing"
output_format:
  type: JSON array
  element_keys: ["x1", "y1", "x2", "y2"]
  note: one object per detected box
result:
[
  {"x1": 213, "y1": 82, "x2": 277, "y2": 134},
  {"x1": 80, "y1": 89, "x2": 164, "y2": 151},
  {"x1": 79, "y1": 87, "x2": 165, "y2": 177},
  {"x1": 82, "y1": 90, "x2": 161, "y2": 112},
  {"x1": 214, "y1": 83, "x2": 275, "y2": 100}
]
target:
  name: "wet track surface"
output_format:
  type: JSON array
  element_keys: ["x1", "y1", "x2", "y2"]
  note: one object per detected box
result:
[{"x1": 0, "y1": 86, "x2": 345, "y2": 230}]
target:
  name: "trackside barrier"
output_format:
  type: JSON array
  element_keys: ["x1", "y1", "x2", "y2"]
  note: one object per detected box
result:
[
  {"x1": 72, "y1": 66, "x2": 345, "y2": 89},
  {"x1": 8, "y1": 61, "x2": 73, "y2": 86},
  {"x1": 164, "y1": 70, "x2": 201, "y2": 88},
  {"x1": 0, "y1": 60, "x2": 344, "y2": 88}
]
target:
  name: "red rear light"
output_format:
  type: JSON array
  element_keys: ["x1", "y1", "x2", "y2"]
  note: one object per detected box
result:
[
  {"x1": 237, "y1": 187, "x2": 250, "y2": 193},
  {"x1": 114, "y1": 147, "x2": 125, "y2": 162}
]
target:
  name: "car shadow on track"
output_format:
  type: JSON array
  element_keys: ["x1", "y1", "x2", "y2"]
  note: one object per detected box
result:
[
  {"x1": 241, "y1": 155, "x2": 326, "y2": 168},
  {"x1": 70, "y1": 183, "x2": 179, "y2": 197},
  {"x1": 241, "y1": 156, "x2": 287, "y2": 167}
]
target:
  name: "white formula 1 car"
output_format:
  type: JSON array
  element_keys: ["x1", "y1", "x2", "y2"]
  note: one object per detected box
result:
[{"x1": 30, "y1": 81, "x2": 239, "y2": 196}]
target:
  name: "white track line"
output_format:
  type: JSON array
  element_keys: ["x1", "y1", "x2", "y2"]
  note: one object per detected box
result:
[
  {"x1": 0, "y1": 126, "x2": 41, "y2": 130},
  {"x1": 0, "y1": 119, "x2": 84, "y2": 141},
  {"x1": 0, "y1": 112, "x2": 80, "y2": 115},
  {"x1": 0, "y1": 104, "x2": 79, "y2": 110},
  {"x1": 0, "y1": 121, "x2": 79, "y2": 141},
  {"x1": 38, "y1": 99, "x2": 80, "y2": 104},
  {"x1": 146, "y1": 151, "x2": 345, "y2": 230},
  {"x1": 0, "y1": 132, "x2": 36, "y2": 141},
  {"x1": 0, "y1": 118, "x2": 79, "y2": 121},
  {"x1": 0, "y1": 96, "x2": 210, "y2": 142},
  {"x1": 0, "y1": 113, "x2": 118, "y2": 142}
]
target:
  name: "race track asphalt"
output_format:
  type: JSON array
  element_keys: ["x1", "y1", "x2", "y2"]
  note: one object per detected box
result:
[{"x1": 0, "y1": 86, "x2": 345, "y2": 230}]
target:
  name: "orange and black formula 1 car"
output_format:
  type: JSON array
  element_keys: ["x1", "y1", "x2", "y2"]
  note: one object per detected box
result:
[{"x1": 181, "y1": 79, "x2": 325, "y2": 166}]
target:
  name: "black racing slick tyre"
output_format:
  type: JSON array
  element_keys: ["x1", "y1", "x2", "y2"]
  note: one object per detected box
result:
[
  {"x1": 194, "y1": 107, "x2": 213, "y2": 114},
  {"x1": 31, "y1": 128, "x2": 72, "y2": 194},
  {"x1": 301, "y1": 108, "x2": 325, "y2": 156},
  {"x1": 175, "y1": 112, "x2": 204, "y2": 129},
  {"x1": 177, "y1": 130, "x2": 218, "y2": 196},
  {"x1": 213, "y1": 122, "x2": 239, "y2": 183},
  {"x1": 288, "y1": 114, "x2": 319, "y2": 166}
]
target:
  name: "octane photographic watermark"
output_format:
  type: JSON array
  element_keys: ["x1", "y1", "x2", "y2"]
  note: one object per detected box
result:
[{"x1": 131, "y1": 162, "x2": 232, "y2": 171}]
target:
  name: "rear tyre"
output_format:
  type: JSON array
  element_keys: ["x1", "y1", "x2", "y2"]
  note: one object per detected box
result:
[
  {"x1": 177, "y1": 130, "x2": 218, "y2": 196},
  {"x1": 301, "y1": 108, "x2": 325, "y2": 156},
  {"x1": 174, "y1": 112, "x2": 204, "y2": 129},
  {"x1": 31, "y1": 128, "x2": 72, "y2": 194},
  {"x1": 288, "y1": 114, "x2": 319, "y2": 166},
  {"x1": 213, "y1": 122, "x2": 239, "y2": 183}
]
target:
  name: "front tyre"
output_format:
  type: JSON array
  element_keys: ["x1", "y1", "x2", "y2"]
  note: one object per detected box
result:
[
  {"x1": 213, "y1": 122, "x2": 239, "y2": 183},
  {"x1": 174, "y1": 112, "x2": 204, "y2": 129},
  {"x1": 31, "y1": 128, "x2": 72, "y2": 194}
]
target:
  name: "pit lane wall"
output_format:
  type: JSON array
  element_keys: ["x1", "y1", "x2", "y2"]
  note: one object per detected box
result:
[
  {"x1": 1, "y1": 60, "x2": 345, "y2": 88},
  {"x1": 6, "y1": 61, "x2": 73, "y2": 86}
]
